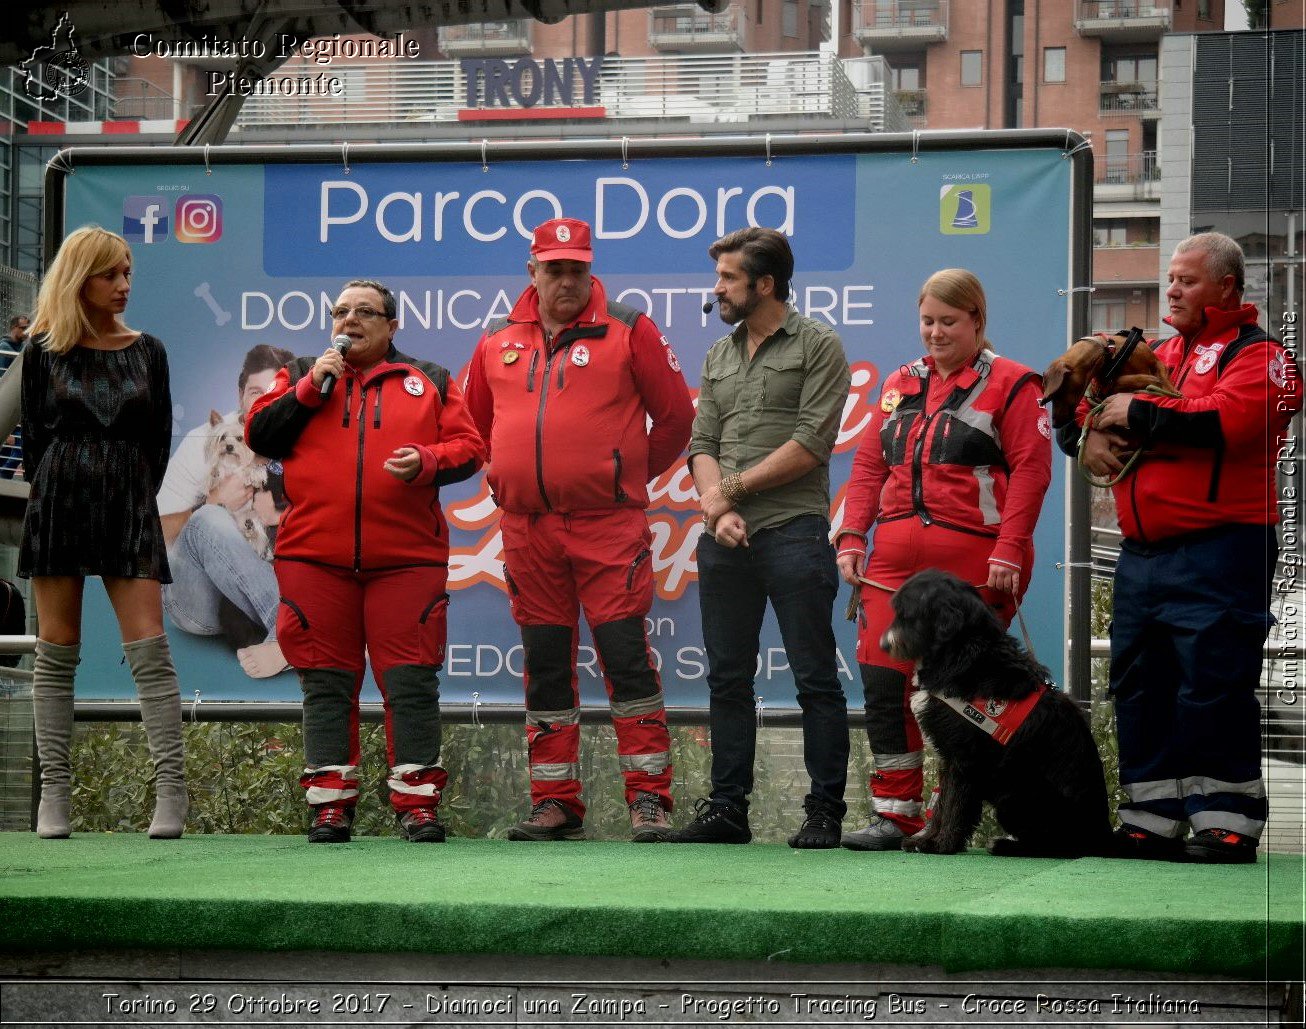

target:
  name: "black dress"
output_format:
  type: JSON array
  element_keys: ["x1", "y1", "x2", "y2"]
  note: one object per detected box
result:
[{"x1": 18, "y1": 332, "x2": 172, "y2": 582}]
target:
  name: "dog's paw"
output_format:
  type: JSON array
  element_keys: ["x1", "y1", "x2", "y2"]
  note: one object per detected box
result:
[
  {"x1": 909, "y1": 831, "x2": 964, "y2": 855},
  {"x1": 987, "y1": 836, "x2": 1027, "y2": 857},
  {"x1": 904, "y1": 831, "x2": 953, "y2": 854}
]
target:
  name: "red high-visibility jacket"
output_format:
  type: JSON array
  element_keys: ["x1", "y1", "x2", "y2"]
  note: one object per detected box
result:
[
  {"x1": 247, "y1": 347, "x2": 485, "y2": 570},
  {"x1": 838, "y1": 350, "x2": 1052, "y2": 570},
  {"x1": 464, "y1": 276, "x2": 693, "y2": 515},
  {"x1": 1101, "y1": 305, "x2": 1301, "y2": 543}
]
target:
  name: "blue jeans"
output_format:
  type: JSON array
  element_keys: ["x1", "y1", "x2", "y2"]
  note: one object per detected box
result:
[
  {"x1": 697, "y1": 513, "x2": 848, "y2": 817},
  {"x1": 164, "y1": 504, "x2": 279, "y2": 640}
]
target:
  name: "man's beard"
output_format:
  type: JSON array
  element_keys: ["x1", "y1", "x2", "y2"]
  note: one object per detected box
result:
[{"x1": 718, "y1": 286, "x2": 759, "y2": 325}]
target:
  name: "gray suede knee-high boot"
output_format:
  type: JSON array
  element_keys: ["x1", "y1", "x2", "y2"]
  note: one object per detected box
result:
[
  {"x1": 33, "y1": 639, "x2": 80, "y2": 838},
  {"x1": 123, "y1": 633, "x2": 188, "y2": 839}
]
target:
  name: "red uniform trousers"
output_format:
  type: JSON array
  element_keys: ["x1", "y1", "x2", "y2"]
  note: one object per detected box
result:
[
  {"x1": 857, "y1": 520, "x2": 1031, "y2": 833},
  {"x1": 275, "y1": 560, "x2": 450, "y2": 815},
  {"x1": 500, "y1": 507, "x2": 672, "y2": 819}
]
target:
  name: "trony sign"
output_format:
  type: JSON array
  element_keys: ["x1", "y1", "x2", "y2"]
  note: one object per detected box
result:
[{"x1": 459, "y1": 56, "x2": 605, "y2": 120}]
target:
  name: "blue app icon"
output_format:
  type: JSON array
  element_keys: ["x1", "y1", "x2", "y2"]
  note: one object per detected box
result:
[{"x1": 123, "y1": 196, "x2": 169, "y2": 243}]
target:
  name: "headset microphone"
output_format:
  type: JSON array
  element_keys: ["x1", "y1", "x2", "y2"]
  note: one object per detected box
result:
[
  {"x1": 702, "y1": 298, "x2": 720, "y2": 314},
  {"x1": 320, "y1": 334, "x2": 353, "y2": 398}
]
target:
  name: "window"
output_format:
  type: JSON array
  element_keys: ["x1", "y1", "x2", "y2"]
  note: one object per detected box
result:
[
  {"x1": 1091, "y1": 300, "x2": 1127, "y2": 333},
  {"x1": 890, "y1": 61, "x2": 923, "y2": 91},
  {"x1": 1093, "y1": 219, "x2": 1157, "y2": 247},
  {"x1": 782, "y1": 0, "x2": 799, "y2": 36},
  {"x1": 1104, "y1": 129, "x2": 1130, "y2": 182},
  {"x1": 898, "y1": 0, "x2": 937, "y2": 25},
  {"x1": 1102, "y1": 52, "x2": 1158, "y2": 84},
  {"x1": 1093, "y1": 220, "x2": 1130, "y2": 247},
  {"x1": 1044, "y1": 47, "x2": 1066, "y2": 83},
  {"x1": 961, "y1": 50, "x2": 983, "y2": 87}
]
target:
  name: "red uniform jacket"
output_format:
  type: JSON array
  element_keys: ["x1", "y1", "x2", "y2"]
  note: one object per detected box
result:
[
  {"x1": 463, "y1": 276, "x2": 694, "y2": 514},
  {"x1": 1102, "y1": 304, "x2": 1301, "y2": 543},
  {"x1": 246, "y1": 346, "x2": 485, "y2": 570},
  {"x1": 838, "y1": 350, "x2": 1052, "y2": 570}
]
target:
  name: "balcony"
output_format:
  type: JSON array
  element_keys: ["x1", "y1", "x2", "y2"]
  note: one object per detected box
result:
[
  {"x1": 648, "y1": 5, "x2": 750, "y2": 53},
  {"x1": 1074, "y1": 1, "x2": 1171, "y2": 41},
  {"x1": 438, "y1": 20, "x2": 532, "y2": 57},
  {"x1": 853, "y1": 0, "x2": 948, "y2": 53},
  {"x1": 1099, "y1": 80, "x2": 1159, "y2": 116},
  {"x1": 1097, "y1": 150, "x2": 1158, "y2": 185},
  {"x1": 893, "y1": 88, "x2": 927, "y2": 127},
  {"x1": 1095, "y1": 150, "x2": 1160, "y2": 201}
]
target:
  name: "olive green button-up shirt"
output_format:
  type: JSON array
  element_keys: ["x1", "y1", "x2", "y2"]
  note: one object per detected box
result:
[{"x1": 689, "y1": 309, "x2": 851, "y2": 536}]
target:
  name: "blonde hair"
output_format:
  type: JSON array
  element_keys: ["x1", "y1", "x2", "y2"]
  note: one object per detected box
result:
[
  {"x1": 29, "y1": 225, "x2": 134, "y2": 355},
  {"x1": 919, "y1": 268, "x2": 992, "y2": 352}
]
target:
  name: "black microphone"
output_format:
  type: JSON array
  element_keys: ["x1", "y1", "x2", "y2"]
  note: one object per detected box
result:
[
  {"x1": 320, "y1": 334, "x2": 352, "y2": 398},
  {"x1": 702, "y1": 298, "x2": 720, "y2": 313}
]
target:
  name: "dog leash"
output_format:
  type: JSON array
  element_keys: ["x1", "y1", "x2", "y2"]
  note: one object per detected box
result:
[
  {"x1": 1076, "y1": 381, "x2": 1182, "y2": 489},
  {"x1": 845, "y1": 574, "x2": 1038, "y2": 661},
  {"x1": 844, "y1": 575, "x2": 897, "y2": 625}
]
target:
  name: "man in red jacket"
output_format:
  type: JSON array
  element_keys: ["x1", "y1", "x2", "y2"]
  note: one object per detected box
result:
[
  {"x1": 1067, "y1": 232, "x2": 1300, "y2": 863},
  {"x1": 247, "y1": 279, "x2": 485, "y2": 844},
  {"x1": 464, "y1": 218, "x2": 694, "y2": 842}
]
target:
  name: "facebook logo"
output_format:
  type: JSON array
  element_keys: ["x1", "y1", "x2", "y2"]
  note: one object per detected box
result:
[{"x1": 123, "y1": 196, "x2": 168, "y2": 243}]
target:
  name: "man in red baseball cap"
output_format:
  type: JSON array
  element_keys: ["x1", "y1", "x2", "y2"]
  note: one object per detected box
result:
[{"x1": 464, "y1": 218, "x2": 694, "y2": 842}]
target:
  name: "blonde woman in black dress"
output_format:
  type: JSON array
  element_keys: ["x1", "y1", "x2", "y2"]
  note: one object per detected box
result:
[{"x1": 20, "y1": 225, "x2": 186, "y2": 839}]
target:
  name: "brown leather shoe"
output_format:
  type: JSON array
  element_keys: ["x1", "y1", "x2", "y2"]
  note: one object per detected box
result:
[
  {"x1": 506, "y1": 799, "x2": 585, "y2": 841},
  {"x1": 629, "y1": 791, "x2": 672, "y2": 842}
]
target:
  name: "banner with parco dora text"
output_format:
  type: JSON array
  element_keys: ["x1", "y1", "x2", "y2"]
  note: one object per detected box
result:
[{"x1": 58, "y1": 139, "x2": 1078, "y2": 707}]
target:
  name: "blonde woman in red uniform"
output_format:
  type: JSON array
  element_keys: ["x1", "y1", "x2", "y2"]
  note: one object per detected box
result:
[{"x1": 835, "y1": 268, "x2": 1052, "y2": 851}]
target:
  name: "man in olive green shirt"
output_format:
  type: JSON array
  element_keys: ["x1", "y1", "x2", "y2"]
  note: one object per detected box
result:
[{"x1": 670, "y1": 227, "x2": 851, "y2": 849}]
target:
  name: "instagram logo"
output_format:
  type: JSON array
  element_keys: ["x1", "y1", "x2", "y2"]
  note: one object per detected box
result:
[{"x1": 174, "y1": 194, "x2": 223, "y2": 243}]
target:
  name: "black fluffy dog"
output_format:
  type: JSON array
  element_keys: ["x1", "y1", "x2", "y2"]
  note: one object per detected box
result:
[{"x1": 881, "y1": 570, "x2": 1111, "y2": 858}]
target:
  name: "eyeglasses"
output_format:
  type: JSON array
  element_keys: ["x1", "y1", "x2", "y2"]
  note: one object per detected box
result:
[{"x1": 330, "y1": 306, "x2": 387, "y2": 321}]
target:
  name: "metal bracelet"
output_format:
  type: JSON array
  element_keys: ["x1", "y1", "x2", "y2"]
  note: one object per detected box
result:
[{"x1": 720, "y1": 472, "x2": 748, "y2": 503}]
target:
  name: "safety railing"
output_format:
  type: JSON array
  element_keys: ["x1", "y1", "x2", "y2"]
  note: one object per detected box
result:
[
  {"x1": 1099, "y1": 81, "x2": 1159, "y2": 113},
  {"x1": 852, "y1": 0, "x2": 949, "y2": 33},
  {"x1": 1076, "y1": 0, "x2": 1170, "y2": 20},
  {"x1": 0, "y1": 434, "x2": 21, "y2": 481},
  {"x1": 234, "y1": 52, "x2": 901, "y2": 128},
  {"x1": 648, "y1": 4, "x2": 751, "y2": 51},
  {"x1": 1097, "y1": 150, "x2": 1159, "y2": 184},
  {"x1": 110, "y1": 77, "x2": 182, "y2": 121}
]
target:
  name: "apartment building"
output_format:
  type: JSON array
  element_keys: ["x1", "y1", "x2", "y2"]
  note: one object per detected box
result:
[
  {"x1": 7, "y1": 2, "x2": 1298, "y2": 321},
  {"x1": 842, "y1": 0, "x2": 1220, "y2": 336}
]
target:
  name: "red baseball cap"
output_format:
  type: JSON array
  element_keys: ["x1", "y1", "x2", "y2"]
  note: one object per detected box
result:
[{"x1": 531, "y1": 217, "x2": 593, "y2": 263}]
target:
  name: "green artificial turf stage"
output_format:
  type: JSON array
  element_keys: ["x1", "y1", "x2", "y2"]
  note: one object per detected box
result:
[{"x1": 0, "y1": 833, "x2": 1299, "y2": 978}]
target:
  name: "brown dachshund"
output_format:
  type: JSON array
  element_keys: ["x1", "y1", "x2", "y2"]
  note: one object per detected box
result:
[{"x1": 1041, "y1": 330, "x2": 1175, "y2": 429}]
